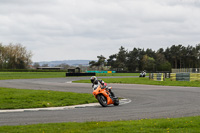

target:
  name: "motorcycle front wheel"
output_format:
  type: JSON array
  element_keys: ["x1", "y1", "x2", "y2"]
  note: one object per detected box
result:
[
  {"x1": 97, "y1": 94, "x2": 107, "y2": 107},
  {"x1": 113, "y1": 97, "x2": 119, "y2": 106}
]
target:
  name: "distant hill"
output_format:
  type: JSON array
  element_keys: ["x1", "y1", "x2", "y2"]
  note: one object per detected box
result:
[{"x1": 35, "y1": 60, "x2": 94, "y2": 67}]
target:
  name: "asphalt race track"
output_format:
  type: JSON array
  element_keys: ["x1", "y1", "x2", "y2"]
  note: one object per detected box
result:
[{"x1": 0, "y1": 77, "x2": 200, "y2": 126}]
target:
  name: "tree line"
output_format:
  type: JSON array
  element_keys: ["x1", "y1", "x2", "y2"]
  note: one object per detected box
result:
[
  {"x1": 1, "y1": 43, "x2": 200, "y2": 71},
  {"x1": 0, "y1": 43, "x2": 32, "y2": 69},
  {"x1": 89, "y1": 44, "x2": 200, "y2": 72}
]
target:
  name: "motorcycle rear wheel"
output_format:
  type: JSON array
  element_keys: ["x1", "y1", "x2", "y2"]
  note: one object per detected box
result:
[{"x1": 97, "y1": 94, "x2": 107, "y2": 107}]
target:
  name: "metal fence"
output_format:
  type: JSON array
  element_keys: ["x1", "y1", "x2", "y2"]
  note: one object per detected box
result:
[{"x1": 172, "y1": 68, "x2": 200, "y2": 73}]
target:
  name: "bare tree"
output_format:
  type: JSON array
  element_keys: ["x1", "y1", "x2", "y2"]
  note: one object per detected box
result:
[{"x1": 0, "y1": 43, "x2": 32, "y2": 69}]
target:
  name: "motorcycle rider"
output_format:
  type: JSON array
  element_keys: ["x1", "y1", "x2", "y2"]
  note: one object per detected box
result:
[
  {"x1": 90, "y1": 76, "x2": 117, "y2": 105},
  {"x1": 90, "y1": 76, "x2": 113, "y2": 95},
  {"x1": 90, "y1": 76, "x2": 106, "y2": 89}
]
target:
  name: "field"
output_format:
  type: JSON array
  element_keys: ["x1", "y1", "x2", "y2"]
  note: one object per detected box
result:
[
  {"x1": 0, "y1": 87, "x2": 97, "y2": 109},
  {"x1": 0, "y1": 72, "x2": 141, "y2": 80},
  {"x1": 0, "y1": 116, "x2": 199, "y2": 132},
  {"x1": 0, "y1": 72, "x2": 67, "y2": 80}
]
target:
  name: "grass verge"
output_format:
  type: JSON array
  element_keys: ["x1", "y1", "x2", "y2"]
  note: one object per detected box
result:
[
  {"x1": 0, "y1": 72, "x2": 67, "y2": 80},
  {"x1": 96, "y1": 73, "x2": 148, "y2": 76},
  {"x1": 0, "y1": 87, "x2": 97, "y2": 109},
  {"x1": 73, "y1": 77, "x2": 200, "y2": 87},
  {"x1": 0, "y1": 72, "x2": 144, "y2": 80},
  {"x1": 0, "y1": 116, "x2": 200, "y2": 132}
]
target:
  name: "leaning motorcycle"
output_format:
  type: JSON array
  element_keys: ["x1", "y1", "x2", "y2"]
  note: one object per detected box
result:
[{"x1": 92, "y1": 85, "x2": 119, "y2": 107}]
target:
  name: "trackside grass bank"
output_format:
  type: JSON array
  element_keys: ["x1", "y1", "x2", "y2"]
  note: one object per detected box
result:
[
  {"x1": 0, "y1": 116, "x2": 200, "y2": 132},
  {"x1": 0, "y1": 72, "x2": 67, "y2": 80},
  {"x1": 0, "y1": 88, "x2": 97, "y2": 109},
  {"x1": 73, "y1": 77, "x2": 200, "y2": 87}
]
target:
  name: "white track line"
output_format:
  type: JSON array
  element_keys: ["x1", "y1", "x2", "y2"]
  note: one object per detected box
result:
[{"x1": 0, "y1": 99, "x2": 131, "y2": 113}]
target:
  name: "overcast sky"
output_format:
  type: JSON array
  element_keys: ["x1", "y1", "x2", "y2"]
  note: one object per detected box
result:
[{"x1": 0, "y1": 0, "x2": 200, "y2": 62}]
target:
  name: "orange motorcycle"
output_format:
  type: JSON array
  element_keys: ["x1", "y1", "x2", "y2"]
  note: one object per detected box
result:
[{"x1": 93, "y1": 85, "x2": 119, "y2": 107}]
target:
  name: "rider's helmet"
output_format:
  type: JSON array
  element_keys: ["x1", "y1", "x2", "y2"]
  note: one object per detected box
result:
[{"x1": 90, "y1": 76, "x2": 97, "y2": 84}]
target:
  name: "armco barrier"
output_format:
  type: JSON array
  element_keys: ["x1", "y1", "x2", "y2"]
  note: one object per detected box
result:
[
  {"x1": 149, "y1": 73, "x2": 165, "y2": 81},
  {"x1": 172, "y1": 68, "x2": 200, "y2": 73},
  {"x1": 66, "y1": 73, "x2": 95, "y2": 76},
  {"x1": 170, "y1": 73, "x2": 200, "y2": 81}
]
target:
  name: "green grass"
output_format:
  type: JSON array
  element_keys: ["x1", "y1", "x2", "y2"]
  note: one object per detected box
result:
[
  {"x1": 0, "y1": 72, "x2": 144, "y2": 80},
  {"x1": 0, "y1": 72, "x2": 67, "y2": 80},
  {"x1": 73, "y1": 77, "x2": 200, "y2": 87},
  {"x1": 0, "y1": 87, "x2": 97, "y2": 109},
  {"x1": 0, "y1": 116, "x2": 200, "y2": 132}
]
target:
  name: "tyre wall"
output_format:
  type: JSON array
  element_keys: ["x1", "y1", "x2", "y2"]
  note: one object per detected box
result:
[
  {"x1": 149, "y1": 73, "x2": 165, "y2": 81},
  {"x1": 170, "y1": 73, "x2": 200, "y2": 81}
]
